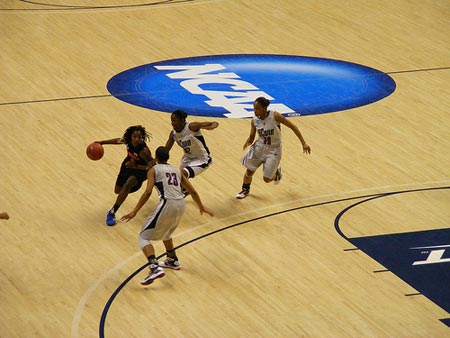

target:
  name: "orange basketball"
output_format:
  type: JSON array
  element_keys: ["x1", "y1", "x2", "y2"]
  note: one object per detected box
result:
[{"x1": 86, "y1": 142, "x2": 104, "y2": 161}]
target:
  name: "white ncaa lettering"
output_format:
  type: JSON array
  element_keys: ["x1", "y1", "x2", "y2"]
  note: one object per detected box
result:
[
  {"x1": 411, "y1": 244, "x2": 450, "y2": 265},
  {"x1": 155, "y1": 64, "x2": 236, "y2": 79},
  {"x1": 154, "y1": 64, "x2": 295, "y2": 118}
]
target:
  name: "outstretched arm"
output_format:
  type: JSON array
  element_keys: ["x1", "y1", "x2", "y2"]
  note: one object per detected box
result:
[
  {"x1": 181, "y1": 176, "x2": 213, "y2": 216},
  {"x1": 95, "y1": 138, "x2": 123, "y2": 145},
  {"x1": 275, "y1": 112, "x2": 311, "y2": 154},
  {"x1": 121, "y1": 168, "x2": 155, "y2": 222},
  {"x1": 189, "y1": 121, "x2": 219, "y2": 131},
  {"x1": 165, "y1": 131, "x2": 175, "y2": 151}
]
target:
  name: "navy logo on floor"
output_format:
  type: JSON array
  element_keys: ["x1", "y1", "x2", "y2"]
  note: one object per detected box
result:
[{"x1": 350, "y1": 228, "x2": 450, "y2": 326}]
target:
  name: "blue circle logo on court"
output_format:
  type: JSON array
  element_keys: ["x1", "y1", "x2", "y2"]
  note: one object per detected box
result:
[{"x1": 107, "y1": 54, "x2": 396, "y2": 118}]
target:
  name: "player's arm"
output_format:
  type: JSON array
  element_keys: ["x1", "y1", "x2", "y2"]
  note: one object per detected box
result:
[
  {"x1": 121, "y1": 168, "x2": 155, "y2": 222},
  {"x1": 165, "y1": 131, "x2": 175, "y2": 151},
  {"x1": 181, "y1": 176, "x2": 213, "y2": 216},
  {"x1": 274, "y1": 112, "x2": 311, "y2": 154},
  {"x1": 189, "y1": 121, "x2": 219, "y2": 131},
  {"x1": 143, "y1": 149, "x2": 156, "y2": 170},
  {"x1": 95, "y1": 137, "x2": 124, "y2": 145},
  {"x1": 243, "y1": 119, "x2": 256, "y2": 150}
]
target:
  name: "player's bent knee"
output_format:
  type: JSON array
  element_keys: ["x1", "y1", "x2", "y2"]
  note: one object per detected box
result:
[
  {"x1": 138, "y1": 235, "x2": 151, "y2": 249},
  {"x1": 263, "y1": 177, "x2": 273, "y2": 183}
]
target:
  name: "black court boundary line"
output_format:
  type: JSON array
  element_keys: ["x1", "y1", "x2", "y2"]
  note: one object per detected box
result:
[
  {"x1": 386, "y1": 67, "x2": 450, "y2": 75},
  {"x1": 0, "y1": 94, "x2": 111, "y2": 107},
  {"x1": 0, "y1": 0, "x2": 194, "y2": 11},
  {"x1": 0, "y1": 66, "x2": 448, "y2": 107},
  {"x1": 334, "y1": 186, "x2": 450, "y2": 326},
  {"x1": 99, "y1": 185, "x2": 450, "y2": 338}
]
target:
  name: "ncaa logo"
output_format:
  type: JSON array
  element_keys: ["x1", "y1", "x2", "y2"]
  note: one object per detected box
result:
[{"x1": 107, "y1": 54, "x2": 396, "y2": 118}]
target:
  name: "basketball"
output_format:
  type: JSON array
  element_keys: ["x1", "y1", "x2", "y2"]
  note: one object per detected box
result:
[{"x1": 86, "y1": 142, "x2": 104, "y2": 161}]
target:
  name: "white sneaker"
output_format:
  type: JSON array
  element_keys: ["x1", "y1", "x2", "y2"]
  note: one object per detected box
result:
[
  {"x1": 159, "y1": 258, "x2": 181, "y2": 270},
  {"x1": 273, "y1": 166, "x2": 282, "y2": 185},
  {"x1": 141, "y1": 267, "x2": 165, "y2": 285},
  {"x1": 235, "y1": 189, "x2": 250, "y2": 199}
]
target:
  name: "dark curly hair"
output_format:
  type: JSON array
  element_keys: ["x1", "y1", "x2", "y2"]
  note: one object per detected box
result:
[{"x1": 122, "y1": 125, "x2": 151, "y2": 145}]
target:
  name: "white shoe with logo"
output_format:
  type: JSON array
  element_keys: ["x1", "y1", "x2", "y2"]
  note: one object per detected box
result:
[
  {"x1": 236, "y1": 189, "x2": 250, "y2": 199},
  {"x1": 141, "y1": 267, "x2": 165, "y2": 285},
  {"x1": 159, "y1": 257, "x2": 182, "y2": 270}
]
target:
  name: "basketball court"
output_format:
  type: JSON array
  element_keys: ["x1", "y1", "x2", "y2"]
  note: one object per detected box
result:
[{"x1": 0, "y1": 1, "x2": 449, "y2": 337}]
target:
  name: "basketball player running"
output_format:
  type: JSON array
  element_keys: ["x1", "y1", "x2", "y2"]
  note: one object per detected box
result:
[
  {"x1": 236, "y1": 97, "x2": 311, "y2": 199},
  {"x1": 121, "y1": 146, "x2": 213, "y2": 286},
  {"x1": 95, "y1": 125, "x2": 155, "y2": 226},
  {"x1": 165, "y1": 110, "x2": 218, "y2": 196}
]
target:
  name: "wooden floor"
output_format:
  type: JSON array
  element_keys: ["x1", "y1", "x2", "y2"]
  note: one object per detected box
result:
[{"x1": 1, "y1": 1, "x2": 449, "y2": 337}]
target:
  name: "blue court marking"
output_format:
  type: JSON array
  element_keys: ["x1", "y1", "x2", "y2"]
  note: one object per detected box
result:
[
  {"x1": 441, "y1": 318, "x2": 450, "y2": 328},
  {"x1": 99, "y1": 186, "x2": 449, "y2": 337},
  {"x1": 334, "y1": 187, "x2": 450, "y2": 325},
  {"x1": 107, "y1": 54, "x2": 396, "y2": 118}
]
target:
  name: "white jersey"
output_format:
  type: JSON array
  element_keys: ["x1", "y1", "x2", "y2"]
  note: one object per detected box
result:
[
  {"x1": 172, "y1": 122, "x2": 211, "y2": 162},
  {"x1": 253, "y1": 110, "x2": 282, "y2": 148},
  {"x1": 153, "y1": 164, "x2": 184, "y2": 200}
]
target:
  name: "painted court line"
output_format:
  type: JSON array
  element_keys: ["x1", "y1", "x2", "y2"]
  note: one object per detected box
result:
[{"x1": 71, "y1": 179, "x2": 450, "y2": 338}]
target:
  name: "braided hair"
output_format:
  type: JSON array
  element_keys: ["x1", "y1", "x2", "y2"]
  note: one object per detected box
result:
[{"x1": 122, "y1": 125, "x2": 151, "y2": 145}]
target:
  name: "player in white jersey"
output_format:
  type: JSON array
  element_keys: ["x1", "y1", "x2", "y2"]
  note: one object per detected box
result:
[
  {"x1": 165, "y1": 110, "x2": 219, "y2": 195},
  {"x1": 121, "y1": 146, "x2": 213, "y2": 286},
  {"x1": 236, "y1": 97, "x2": 311, "y2": 199}
]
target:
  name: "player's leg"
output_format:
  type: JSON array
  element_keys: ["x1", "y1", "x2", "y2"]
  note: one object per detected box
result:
[
  {"x1": 139, "y1": 239, "x2": 165, "y2": 286},
  {"x1": 180, "y1": 160, "x2": 210, "y2": 197},
  {"x1": 138, "y1": 202, "x2": 169, "y2": 285},
  {"x1": 160, "y1": 238, "x2": 182, "y2": 270},
  {"x1": 262, "y1": 149, "x2": 282, "y2": 184},
  {"x1": 236, "y1": 146, "x2": 261, "y2": 199},
  {"x1": 236, "y1": 169, "x2": 255, "y2": 199},
  {"x1": 116, "y1": 175, "x2": 139, "y2": 205},
  {"x1": 106, "y1": 175, "x2": 139, "y2": 226}
]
